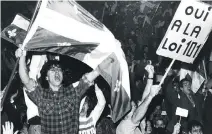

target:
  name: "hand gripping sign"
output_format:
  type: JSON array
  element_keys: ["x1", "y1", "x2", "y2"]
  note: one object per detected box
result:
[{"x1": 156, "y1": 0, "x2": 212, "y2": 86}]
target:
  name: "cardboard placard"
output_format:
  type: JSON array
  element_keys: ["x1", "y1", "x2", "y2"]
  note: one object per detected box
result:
[
  {"x1": 176, "y1": 107, "x2": 188, "y2": 117},
  {"x1": 156, "y1": 0, "x2": 212, "y2": 63}
]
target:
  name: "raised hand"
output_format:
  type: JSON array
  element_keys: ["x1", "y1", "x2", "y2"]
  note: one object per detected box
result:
[
  {"x1": 15, "y1": 48, "x2": 26, "y2": 58},
  {"x1": 2, "y1": 121, "x2": 18, "y2": 134},
  {"x1": 173, "y1": 123, "x2": 181, "y2": 134},
  {"x1": 145, "y1": 65, "x2": 154, "y2": 78}
]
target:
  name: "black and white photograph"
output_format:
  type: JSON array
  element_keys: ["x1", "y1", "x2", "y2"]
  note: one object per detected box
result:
[{"x1": 1, "y1": 0, "x2": 212, "y2": 134}]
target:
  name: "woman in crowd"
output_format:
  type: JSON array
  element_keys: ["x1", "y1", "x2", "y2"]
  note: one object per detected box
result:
[{"x1": 79, "y1": 84, "x2": 106, "y2": 134}]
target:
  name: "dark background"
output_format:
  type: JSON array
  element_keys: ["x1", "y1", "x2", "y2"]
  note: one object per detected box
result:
[{"x1": 1, "y1": 1, "x2": 212, "y2": 91}]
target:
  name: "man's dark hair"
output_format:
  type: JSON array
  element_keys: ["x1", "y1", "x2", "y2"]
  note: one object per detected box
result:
[
  {"x1": 173, "y1": 77, "x2": 180, "y2": 85},
  {"x1": 39, "y1": 60, "x2": 63, "y2": 88},
  {"x1": 188, "y1": 120, "x2": 203, "y2": 132},
  {"x1": 180, "y1": 77, "x2": 191, "y2": 88}
]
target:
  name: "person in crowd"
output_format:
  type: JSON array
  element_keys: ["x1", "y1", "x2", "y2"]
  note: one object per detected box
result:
[
  {"x1": 116, "y1": 85, "x2": 161, "y2": 134},
  {"x1": 18, "y1": 122, "x2": 29, "y2": 134},
  {"x1": 163, "y1": 68, "x2": 180, "y2": 122},
  {"x1": 142, "y1": 45, "x2": 149, "y2": 61},
  {"x1": 96, "y1": 104, "x2": 116, "y2": 134},
  {"x1": 203, "y1": 78, "x2": 212, "y2": 134},
  {"x1": 152, "y1": 116, "x2": 166, "y2": 134},
  {"x1": 149, "y1": 105, "x2": 162, "y2": 121},
  {"x1": 1, "y1": 88, "x2": 27, "y2": 132},
  {"x1": 96, "y1": 117, "x2": 116, "y2": 134},
  {"x1": 2, "y1": 121, "x2": 18, "y2": 134},
  {"x1": 172, "y1": 120, "x2": 203, "y2": 134},
  {"x1": 188, "y1": 120, "x2": 203, "y2": 134},
  {"x1": 1, "y1": 87, "x2": 9, "y2": 134},
  {"x1": 24, "y1": 54, "x2": 46, "y2": 134},
  {"x1": 26, "y1": 111, "x2": 41, "y2": 134},
  {"x1": 116, "y1": 64, "x2": 161, "y2": 134},
  {"x1": 165, "y1": 73, "x2": 204, "y2": 133},
  {"x1": 172, "y1": 123, "x2": 181, "y2": 134},
  {"x1": 96, "y1": 118, "x2": 116, "y2": 134},
  {"x1": 28, "y1": 123, "x2": 41, "y2": 134},
  {"x1": 130, "y1": 60, "x2": 146, "y2": 102},
  {"x1": 2, "y1": 121, "x2": 28, "y2": 134},
  {"x1": 145, "y1": 120, "x2": 153, "y2": 134},
  {"x1": 15, "y1": 48, "x2": 113, "y2": 134},
  {"x1": 79, "y1": 84, "x2": 106, "y2": 134}
]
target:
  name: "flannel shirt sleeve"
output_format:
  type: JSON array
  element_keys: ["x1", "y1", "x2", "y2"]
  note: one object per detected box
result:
[
  {"x1": 25, "y1": 81, "x2": 42, "y2": 105},
  {"x1": 75, "y1": 74, "x2": 93, "y2": 97}
]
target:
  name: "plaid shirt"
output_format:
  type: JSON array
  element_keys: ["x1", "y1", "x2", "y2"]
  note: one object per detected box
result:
[{"x1": 26, "y1": 77, "x2": 90, "y2": 134}]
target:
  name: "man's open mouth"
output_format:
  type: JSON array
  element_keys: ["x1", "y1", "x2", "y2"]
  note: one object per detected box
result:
[{"x1": 55, "y1": 74, "x2": 60, "y2": 81}]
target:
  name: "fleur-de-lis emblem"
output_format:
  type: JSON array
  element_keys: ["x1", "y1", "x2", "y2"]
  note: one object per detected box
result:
[
  {"x1": 8, "y1": 29, "x2": 17, "y2": 38},
  {"x1": 114, "y1": 80, "x2": 121, "y2": 92}
]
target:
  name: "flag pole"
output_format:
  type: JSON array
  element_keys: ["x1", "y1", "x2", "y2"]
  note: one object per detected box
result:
[
  {"x1": 202, "y1": 57, "x2": 208, "y2": 81},
  {"x1": 26, "y1": 0, "x2": 42, "y2": 32},
  {"x1": 1, "y1": 0, "x2": 41, "y2": 109},
  {"x1": 159, "y1": 58, "x2": 176, "y2": 87},
  {"x1": 179, "y1": 116, "x2": 182, "y2": 124}
]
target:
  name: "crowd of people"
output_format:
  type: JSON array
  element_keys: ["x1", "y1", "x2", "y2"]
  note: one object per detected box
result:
[
  {"x1": 1, "y1": 46, "x2": 211, "y2": 134},
  {"x1": 2, "y1": 0, "x2": 212, "y2": 133}
]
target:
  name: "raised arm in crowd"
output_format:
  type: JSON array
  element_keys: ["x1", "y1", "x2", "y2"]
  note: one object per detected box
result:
[{"x1": 116, "y1": 64, "x2": 161, "y2": 134}]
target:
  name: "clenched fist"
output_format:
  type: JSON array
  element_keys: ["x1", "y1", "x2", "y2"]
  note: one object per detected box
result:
[
  {"x1": 15, "y1": 47, "x2": 26, "y2": 58},
  {"x1": 145, "y1": 65, "x2": 154, "y2": 78},
  {"x1": 173, "y1": 123, "x2": 181, "y2": 134}
]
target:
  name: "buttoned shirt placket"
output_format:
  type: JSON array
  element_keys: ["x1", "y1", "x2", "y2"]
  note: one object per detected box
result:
[{"x1": 54, "y1": 90, "x2": 64, "y2": 133}]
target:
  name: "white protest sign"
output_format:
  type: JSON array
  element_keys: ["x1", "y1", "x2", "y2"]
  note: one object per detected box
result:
[
  {"x1": 156, "y1": 0, "x2": 212, "y2": 63},
  {"x1": 176, "y1": 107, "x2": 188, "y2": 117},
  {"x1": 161, "y1": 111, "x2": 167, "y2": 116}
]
